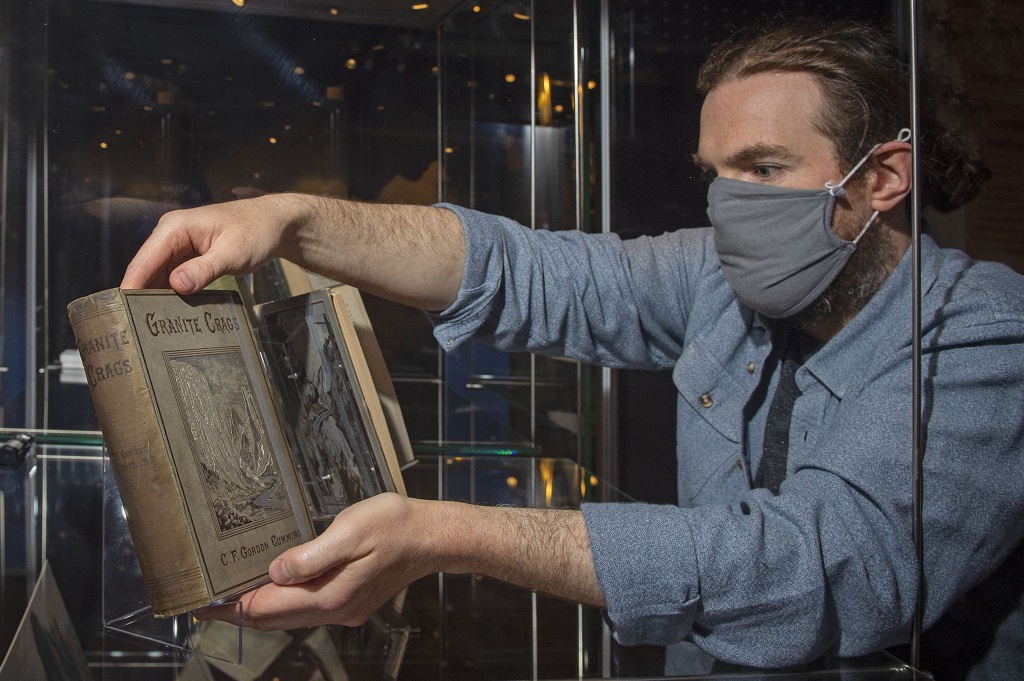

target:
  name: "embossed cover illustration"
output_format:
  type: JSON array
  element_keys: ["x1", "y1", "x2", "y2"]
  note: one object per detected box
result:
[
  {"x1": 256, "y1": 288, "x2": 406, "y2": 530},
  {"x1": 67, "y1": 287, "x2": 404, "y2": 617}
]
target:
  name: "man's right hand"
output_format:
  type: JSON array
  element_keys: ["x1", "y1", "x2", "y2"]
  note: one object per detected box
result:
[
  {"x1": 120, "y1": 193, "x2": 466, "y2": 311},
  {"x1": 120, "y1": 193, "x2": 308, "y2": 293}
]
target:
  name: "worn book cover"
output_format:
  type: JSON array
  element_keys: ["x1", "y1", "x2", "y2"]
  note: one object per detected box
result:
[{"x1": 67, "y1": 288, "x2": 314, "y2": 617}]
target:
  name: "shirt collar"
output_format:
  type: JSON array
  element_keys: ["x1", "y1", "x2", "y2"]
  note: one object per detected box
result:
[{"x1": 798, "y1": 235, "x2": 941, "y2": 397}]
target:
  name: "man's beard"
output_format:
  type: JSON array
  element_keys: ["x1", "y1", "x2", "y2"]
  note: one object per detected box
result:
[{"x1": 790, "y1": 213, "x2": 898, "y2": 327}]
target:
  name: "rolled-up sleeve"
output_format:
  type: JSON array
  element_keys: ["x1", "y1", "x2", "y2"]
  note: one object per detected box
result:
[{"x1": 429, "y1": 204, "x2": 716, "y2": 370}]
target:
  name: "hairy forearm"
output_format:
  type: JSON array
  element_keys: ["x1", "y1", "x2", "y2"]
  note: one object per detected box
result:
[
  {"x1": 287, "y1": 195, "x2": 465, "y2": 311},
  {"x1": 419, "y1": 499, "x2": 608, "y2": 609}
]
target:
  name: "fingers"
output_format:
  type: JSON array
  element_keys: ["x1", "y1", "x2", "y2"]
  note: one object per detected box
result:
[
  {"x1": 121, "y1": 210, "x2": 207, "y2": 291},
  {"x1": 196, "y1": 565, "x2": 386, "y2": 631},
  {"x1": 267, "y1": 507, "x2": 368, "y2": 586},
  {"x1": 194, "y1": 494, "x2": 426, "y2": 632},
  {"x1": 120, "y1": 204, "x2": 263, "y2": 293},
  {"x1": 243, "y1": 569, "x2": 372, "y2": 630}
]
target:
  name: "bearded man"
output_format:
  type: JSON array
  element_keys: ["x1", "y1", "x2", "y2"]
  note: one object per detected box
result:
[{"x1": 121, "y1": 20, "x2": 1023, "y2": 681}]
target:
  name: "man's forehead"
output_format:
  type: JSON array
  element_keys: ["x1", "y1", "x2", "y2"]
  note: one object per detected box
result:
[
  {"x1": 692, "y1": 143, "x2": 800, "y2": 170},
  {"x1": 696, "y1": 71, "x2": 830, "y2": 165}
]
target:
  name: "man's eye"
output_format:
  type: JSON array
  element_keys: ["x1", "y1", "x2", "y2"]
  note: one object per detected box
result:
[{"x1": 754, "y1": 165, "x2": 779, "y2": 180}]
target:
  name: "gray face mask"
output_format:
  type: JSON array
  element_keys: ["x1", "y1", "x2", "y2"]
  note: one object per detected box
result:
[{"x1": 706, "y1": 129, "x2": 911, "y2": 319}]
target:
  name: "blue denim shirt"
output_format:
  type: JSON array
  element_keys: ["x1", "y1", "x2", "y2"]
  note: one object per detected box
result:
[{"x1": 430, "y1": 204, "x2": 1024, "y2": 676}]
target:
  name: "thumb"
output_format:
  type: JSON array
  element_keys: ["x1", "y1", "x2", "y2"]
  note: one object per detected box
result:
[
  {"x1": 169, "y1": 251, "x2": 236, "y2": 294},
  {"x1": 268, "y1": 527, "x2": 354, "y2": 585}
]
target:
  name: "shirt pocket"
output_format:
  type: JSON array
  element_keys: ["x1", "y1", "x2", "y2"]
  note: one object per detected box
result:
[{"x1": 674, "y1": 339, "x2": 748, "y2": 505}]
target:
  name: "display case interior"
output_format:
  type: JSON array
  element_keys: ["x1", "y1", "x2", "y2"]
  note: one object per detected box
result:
[{"x1": 1, "y1": 0, "x2": 1021, "y2": 678}]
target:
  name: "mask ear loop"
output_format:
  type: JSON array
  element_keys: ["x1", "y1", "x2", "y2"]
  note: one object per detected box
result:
[
  {"x1": 825, "y1": 127, "x2": 913, "y2": 199},
  {"x1": 852, "y1": 211, "x2": 880, "y2": 245},
  {"x1": 829, "y1": 128, "x2": 914, "y2": 244}
]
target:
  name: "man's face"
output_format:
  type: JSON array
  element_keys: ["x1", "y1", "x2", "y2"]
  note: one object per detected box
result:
[
  {"x1": 696, "y1": 71, "x2": 847, "y2": 199},
  {"x1": 696, "y1": 70, "x2": 890, "y2": 325}
]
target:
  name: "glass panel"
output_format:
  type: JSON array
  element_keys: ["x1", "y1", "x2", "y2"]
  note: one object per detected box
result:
[
  {"x1": 438, "y1": 1, "x2": 583, "y2": 460},
  {"x1": 35, "y1": 0, "x2": 451, "y2": 435},
  {"x1": 0, "y1": 0, "x2": 38, "y2": 430},
  {"x1": 600, "y1": 0, "x2": 898, "y2": 500}
]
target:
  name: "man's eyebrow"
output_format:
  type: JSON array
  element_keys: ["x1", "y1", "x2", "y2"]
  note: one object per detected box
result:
[{"x1": 692, "y1": 144, "x2": 799, "y2": 170}]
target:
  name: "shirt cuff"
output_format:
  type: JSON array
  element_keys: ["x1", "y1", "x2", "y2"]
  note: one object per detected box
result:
[{"x1": 582, "y1": 501, "x2": 702, "y2": 646}]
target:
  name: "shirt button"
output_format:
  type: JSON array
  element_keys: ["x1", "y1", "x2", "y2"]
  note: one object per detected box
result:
[
  {"x1": 747, "y1": 361, "x2": 756, "y2": 374},
  {"x1": 699, "y1": 393, "x2": 713, "y2": 408}
]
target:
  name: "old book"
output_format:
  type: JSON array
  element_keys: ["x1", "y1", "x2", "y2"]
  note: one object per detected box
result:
[
  {"x1": 304, "y1": 274, "x2": 417, "y2": 472},
  {"x1": 67, "y1": 287, "x2": 404, "y2": 618},
  {"x1": 255, "y1": 287, "x2": 407, "y2": 519},
  {"x1": 335, "y1": 286, "x2": 416, "y2": 471}
]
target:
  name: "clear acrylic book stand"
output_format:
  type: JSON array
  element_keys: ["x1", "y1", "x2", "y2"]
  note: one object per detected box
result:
[
  {"x1": 101, "y1": 450, "x2": 245, "y2": 665},
  {"x1": 99, "y1": 446, "x2": 413, "y2": 675}
]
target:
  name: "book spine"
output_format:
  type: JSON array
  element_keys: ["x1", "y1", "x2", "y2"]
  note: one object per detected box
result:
[{"x1": 68, "y1": 291, "x2": 210, "y2": 617}]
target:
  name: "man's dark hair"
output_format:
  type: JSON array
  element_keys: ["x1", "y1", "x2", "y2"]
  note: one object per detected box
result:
[{"x1": 696, "y1": 19, "x2": 990, "y2": 213}]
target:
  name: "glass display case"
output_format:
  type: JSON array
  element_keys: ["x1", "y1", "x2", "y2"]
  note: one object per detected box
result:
[
  {"x1": 1, "y1": 0, "x2": 1021, "y2": 679},
  {"x1": 2, "y1": 440, "x2": 930, "y2": 680}
]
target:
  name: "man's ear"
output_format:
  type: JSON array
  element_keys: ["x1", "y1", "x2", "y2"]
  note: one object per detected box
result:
[{"x1": 869, "y1": 141, "x2": 912, "y2": 212}]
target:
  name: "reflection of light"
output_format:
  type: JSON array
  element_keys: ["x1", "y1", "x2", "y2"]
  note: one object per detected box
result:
[
  {"x1": 473, "y1": 5, "x2": 481, "y2": 11},
  {"x1": 431, "y1": 65, "x2": 440, "y2": 75},
  {"x1": 513, "y1": 12, "x2": 530, "y2": 20},
  {"x1": 345, "y1": 58, "x2": 358, "y2": 70},
  {"x1": 294, "y1": 66, "x2": 305, "y2": 75},
  {"x1": 444, "y1": 147, "x2": 454, "y2": 154},
  {"x1": 330, "y1": 7, "x2": 339, "y2": 15},
  {"x1": 99, "y1": 142, "x2": 108, "y2": 149},
  {"x1": 253, "y1": 172, "x2": 261, "y2": 179},
  {"x1": 143, "y1": 106, "x2": 153, "y2": 111},
  {"x1": 269, "y1": 137, "x2": 277, "y2": 144},
  {"x1": 507, "y1": 476, "x2": 518, "y2": 489},
  {"x1": 124, "y1": 71, "x2": 136, "y2": 81},
  {"x1": 587, "y1": 80, "x2": 597, "y2": 90},
  {"x1": 160, "y1": 58, "x2": 172, "y2": 65},
  {"x1": 505, "y1": 73, "x2": 516, "y2": 83},
  {"x1": 538, "y1": 72, "x2": 552, "y2": 125},
  {"x1": 539, "y1": 459, "x2": 555, "y2": 507},
  {"x1": 232, "y1": 0, "x2": 244, "y2": 6},
  {"x1": 555, "y1": 104, "x2": 564, "y2": 113},
  {"x1": 115, "y1": 129, "x2": 122, "y2": 135},
  {"x1": 590, "y1": 475, "x2": 599, "y2": 486},
  {"x1": 284, "y1": 124, "x2": 292, "y2": 130},
  {"x1": 412, "y1": 3, "x2": 429, "y2": 9}
]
